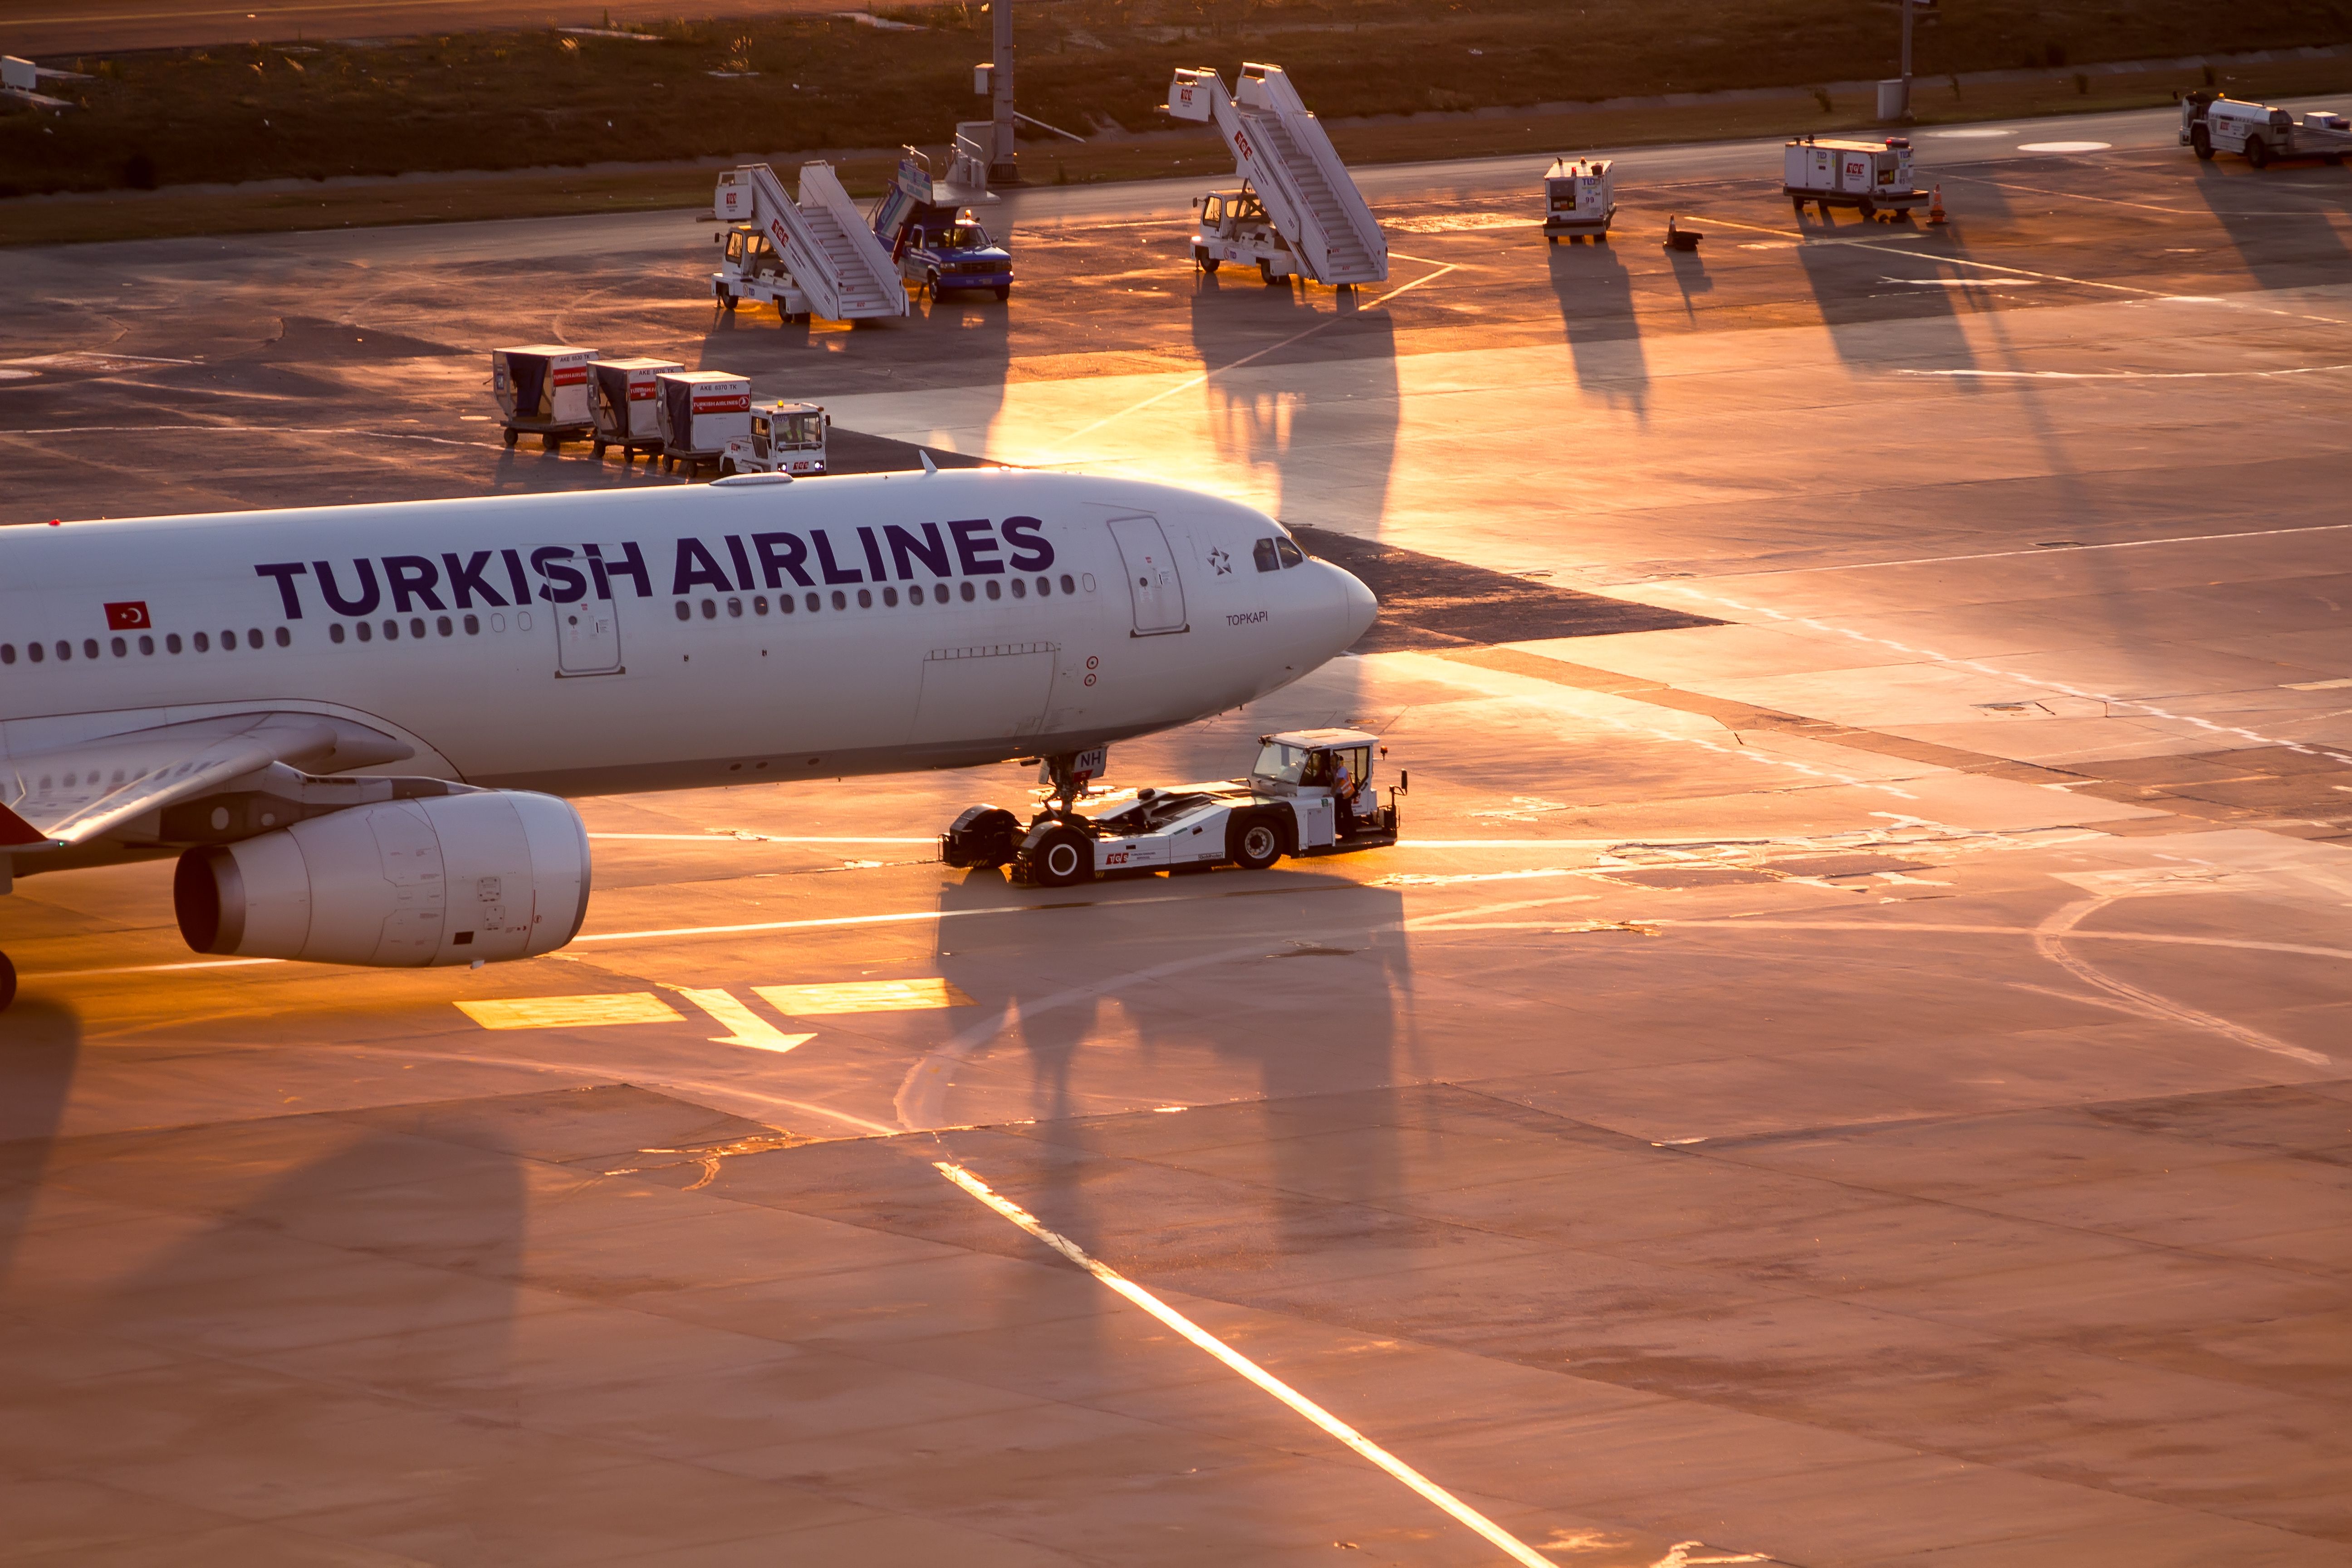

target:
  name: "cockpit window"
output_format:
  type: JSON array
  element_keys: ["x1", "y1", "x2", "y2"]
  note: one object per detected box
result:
[
  {"x1": 1275, "y1": 537, "x2": 1305, "y2": 568},
  {"x1": 1251, "y1": 742, "x2": 1308, "y2": 784},
  {"x1": 1252, "y1": 539, "x2": 1280, "y2": 572}
]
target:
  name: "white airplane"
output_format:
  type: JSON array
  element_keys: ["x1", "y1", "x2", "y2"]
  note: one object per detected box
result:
[{"x1": 0, "y1": 468, "x2": 1377, "y2": 1010}]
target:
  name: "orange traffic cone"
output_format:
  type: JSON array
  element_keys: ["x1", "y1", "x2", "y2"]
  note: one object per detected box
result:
[{"x1": 1927, "y1": 184, "x2": 1947, "y2": 225}]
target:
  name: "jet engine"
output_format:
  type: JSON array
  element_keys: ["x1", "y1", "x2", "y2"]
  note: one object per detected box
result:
[{"x1": 174, "y1": 791, "x2": 590, "y2": 966}]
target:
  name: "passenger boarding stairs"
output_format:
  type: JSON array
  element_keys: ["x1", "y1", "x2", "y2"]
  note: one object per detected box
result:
[
  {"x1": 713, "y1": 161, "x2": 908, "y2": 320},
  {"x1": 1168, "y1": 62, "x2": 1387, "y2": 287}
]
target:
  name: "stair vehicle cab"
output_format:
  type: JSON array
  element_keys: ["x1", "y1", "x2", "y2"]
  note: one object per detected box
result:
[
  {"x1": 721, "y1": 400, "x2": 828, "y2": 477},
  {"x1": 940, "y1": 729, "x2": 1404, "y2": 889}
]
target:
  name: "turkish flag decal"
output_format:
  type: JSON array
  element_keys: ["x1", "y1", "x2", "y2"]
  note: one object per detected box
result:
[{"x1": 105, "y1": 601, "x2": 152, "y2": 631}]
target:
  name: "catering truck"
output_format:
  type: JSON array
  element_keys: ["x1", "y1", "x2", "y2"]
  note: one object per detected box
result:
[
  {"x1": 1783, "y1": 135, "x2": 1926, "y2": 220},
  {"x1": 2181, "y1": 93, "x2": 2352, "y2": 166}
]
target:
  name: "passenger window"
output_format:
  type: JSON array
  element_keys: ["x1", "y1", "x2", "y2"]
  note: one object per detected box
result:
[
  {"x1": 1253, "y1": 539, "x2": 1280, "y2": 572},
  {"x1": 1276, "y1": 538, "x2": 1304, "y2": 568}
]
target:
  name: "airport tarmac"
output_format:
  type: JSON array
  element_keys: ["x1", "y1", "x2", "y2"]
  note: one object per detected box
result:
[{"x1": 3, "y1": 104, "x2": 2350, "y2": 1566}]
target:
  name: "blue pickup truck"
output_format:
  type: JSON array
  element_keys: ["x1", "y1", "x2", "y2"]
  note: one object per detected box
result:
[{"x1": 869, "y1": 146, "x2": 1012, "y2": 303}]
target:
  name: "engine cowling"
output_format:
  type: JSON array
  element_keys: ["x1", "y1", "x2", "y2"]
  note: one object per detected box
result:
[{"x1": 174, "y1": 790, "x2": 590, "y2": 966}]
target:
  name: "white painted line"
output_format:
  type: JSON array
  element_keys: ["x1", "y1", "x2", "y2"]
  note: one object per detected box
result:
[
  {"x1": 1680, "y1": 519, "x2": 2352, "y2": 578},
  {"x1": 934, "y1": 1161, "x2": 1555, "y2": 1568},
  {"x1": 574, "y1": 882, "x2": 1371, "y2": 945},
  {"x1": 2016, "y1": 140, "x2": 2112, "y2": 152},
  {"x1": 673, "y1": 986, "x2": 816, "y2": 1053},
  {"x1": 2282, "y1": 676, "x2": 2352, "y2": 691},
  {"x1": 20, "y1": 957, "x2": 281, "y2": 979},
  {"x1": 587, "y1": 833, "x2": 937, "y2": 843}
]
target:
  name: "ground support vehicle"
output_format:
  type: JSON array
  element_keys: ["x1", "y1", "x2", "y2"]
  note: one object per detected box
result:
[
  {"x1": 940, "y1": 729, "x2": 1402, "y2": 888},
  {"x1": 721, "y1": 401, "x2": 828, "y2": 477},
  {"x1": 653, "y1": 371, "x2": 751, "y2": 478},
  {"x1": 869, "y1": 132, "x2": 1012, "y2": 302},
  {"x1": 1783, "y1": 136, "x2": 1925, "y2": 220},
  {"x1": 490, "y1": 345, "x2": 595, "y2": 449},
  {"x1": 710, "y1": 225, "x2": 811, "y2": 323},
  {"x1": 2181, "y1": 93, "x2": 2352, "y2": 166},
  {"x1": 1188, "y1": 186, "x2": 1303, "y2": 283},
  {"x1": 1167, "y1": 62, "x2": 1387, "y2": 288},
  {"x1": 1544, "y1": 156, "x2": 1616, "y2": 242},
  {"x1": 588, "y1": 357, "x2": 682, "y2": 462},
  {"x1": 710, "y1": 162, "x2": 907, "y2": 323}
]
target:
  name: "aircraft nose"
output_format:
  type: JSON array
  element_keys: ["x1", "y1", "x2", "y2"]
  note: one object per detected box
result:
[{"x1": 1330, "y1": 561, "x2": 1377, "y2": 649}]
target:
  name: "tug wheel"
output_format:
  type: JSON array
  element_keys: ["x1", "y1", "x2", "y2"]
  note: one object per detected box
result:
[
  {"x1": 2192, "y1": 125, "x2": 2215, "y2": 160},
  {"x1": 1031, "y1": 826, "x2": 1093, "y2": 888},
  {"x1": 1195, "y1": 247, "x2": 1220, "y2": 274},
  {"x1": 1228, "y1": 815, "x2": 1283, "y2": 872},
  {"x1": 1258, "y1": 258, "x2": 1278, "y2": 285},
  {"x1": 719, "y1": 289, "x2": 737, "y2": 311},
  {"x1": 2246, "y1": 136, "x2": 2270, "y2": 168}
]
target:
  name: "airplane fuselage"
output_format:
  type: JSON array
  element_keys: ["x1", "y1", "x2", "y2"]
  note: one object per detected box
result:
[{"x1": 0, "y1": 469, "x2": 1373, "y2": 879}]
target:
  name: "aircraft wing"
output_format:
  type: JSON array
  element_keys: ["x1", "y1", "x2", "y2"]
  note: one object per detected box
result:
[{"x1": 0, "y1": 712, "x2": 413, "y2": 852}]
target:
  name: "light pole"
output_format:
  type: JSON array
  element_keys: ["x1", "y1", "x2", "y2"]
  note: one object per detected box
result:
[{"x1": 990, "y1": 0, "x2": 1019, "y2": 184}]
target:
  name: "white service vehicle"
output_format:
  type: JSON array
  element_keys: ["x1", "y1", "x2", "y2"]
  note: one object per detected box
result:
[
  {"x1": 1168, "y1": 62, "x2": 1387, "y2": 287},
  {"x1": 588, "y1": 357, "x2": 683, "y2": 463},
  {"x1": 1783, "y1": 135, "x2": 1926, "y2": 220},
  {"x1": 721, "y1": 401, "x2": 828, "y2": 477},
  {"x1": 2181, "y1": 93, "x2": 2352, "y2": 166},
  {"x1": 1544, "y1": 156, "x2": 1615, "y2": 242},
  {"x1": 0, "y1": 473, "x2": 1377, "y2": 1010},
  {"x1": 491, "y1": 345, "x2": 596, "y2": 449},
  {"x1": 654, "y1": 371, "x2": 751, "y2": 478},
  {"x1": 941, "y1": 727, "x2": 1401, "y2": 888}
]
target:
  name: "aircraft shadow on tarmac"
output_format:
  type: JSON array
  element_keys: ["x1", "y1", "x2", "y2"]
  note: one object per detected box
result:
[
  {"x1": 929, "y1": 864, "x2": 1419, "y2": 1303},
  {"x1": 0, "y1": 999, "x2": 79, "y2": 1287}
]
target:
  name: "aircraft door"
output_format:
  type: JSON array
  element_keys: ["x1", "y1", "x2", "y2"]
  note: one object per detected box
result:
[
  {"x1": 556, "y1": 549, "x2": 623, "y2": 676},
  {"x1": 1107, "y1": 514, "x2": 1188, "y2": 636}
]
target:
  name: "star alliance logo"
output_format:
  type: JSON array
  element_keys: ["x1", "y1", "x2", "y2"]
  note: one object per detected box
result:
[{"x1": 1207, "y1": 547, "x2": 1232, "y2": 576}]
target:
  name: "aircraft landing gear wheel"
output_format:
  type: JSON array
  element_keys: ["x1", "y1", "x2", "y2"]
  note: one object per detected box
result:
[
  {"x1": 0, "y1": 951, "x2": 14, "y2": 1013},
  {"x1": 1229, "y1": 815, "x2": 1283, "y2": 872},
  {"x1": 2246, "y1": 136, "x2": 2270, "y2": 168},
  {"x1": 502, "y1": 426, "x2": 518, "y2": 448},
  {"x1": 2193, "y1": 125, "x2": 2215, "y2": 160},
  {"x1": 1030, "y1": 826, "x2": 1093, "y2": 888}
]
